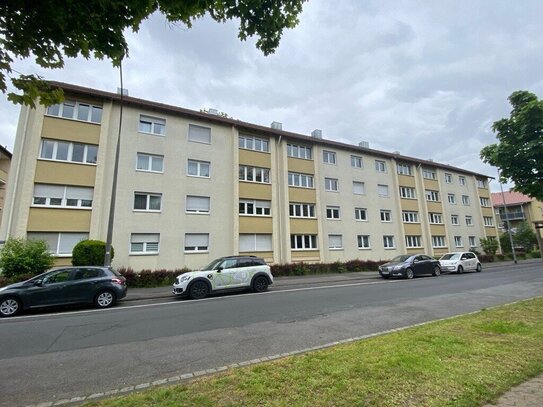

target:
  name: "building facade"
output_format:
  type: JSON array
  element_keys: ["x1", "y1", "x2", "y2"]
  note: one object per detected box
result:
[
  {"x1": 0, "y1": 145, "x2": 12, "y2": 225},
  {"x1": 0, "y1": 82, "x2": 498, "y2": 270},
  {"x1": 491, "y1": 190, "x2": 543, "y2": 232}
]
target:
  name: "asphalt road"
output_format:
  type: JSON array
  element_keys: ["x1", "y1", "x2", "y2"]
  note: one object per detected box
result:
[{"x1": 1, "y1": 262, "x2": 542, "y2": 406}]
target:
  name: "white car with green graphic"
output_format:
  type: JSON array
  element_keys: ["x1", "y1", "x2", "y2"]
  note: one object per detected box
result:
[{"x1": 172, "y1": 256, "x2": 273, "y2": 299}]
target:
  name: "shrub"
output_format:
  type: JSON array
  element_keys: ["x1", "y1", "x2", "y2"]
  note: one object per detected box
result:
[
  {"x1": 495, "y1": 254, "x2": 506, "y2": 261},
  {"x1": 0, "y1": 237, "x2": 54, "y2": 278},
  {"x1": 480, "y1": 237, "x2": 499, "y2": 256},
  {"x1": 117, "y1": 267, "x2": 189, "y2": 288},
  {"x1": 270, "y1": 259, "x2": 385, "y2": 277},
  {"x1": 478, "y1": 254, "x2": 495, "y2": 263},
  {"x1": 528, "y1": 250, "x2": 541, "y2": 259},
  {"x1": 72, "y1": 240, "x2": 113, "y2": 266}
]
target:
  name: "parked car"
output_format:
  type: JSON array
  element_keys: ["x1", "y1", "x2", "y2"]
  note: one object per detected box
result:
[
  {"x1": 0, "y1": 266, "x2": 127, "y2": 317},
  {"x1": 173, "y1": 255, "x2": 273, "y2": 299},
  {"x1": 379, "y1": 254, "x2": 441, "y2": 279},
  {"x1": 439, "y1": 252, "x2": 482, "y2": 274}
]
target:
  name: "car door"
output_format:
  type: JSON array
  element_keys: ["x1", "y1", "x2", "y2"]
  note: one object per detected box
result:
[
  {"x1": 26, "y1": 268, "x2": 75, "y2": 307},
  {"x1": 69, "y1": 267, "x2": 106, "y2": 303},
  {"x1": 212, "y1": 259, "x2": 239, "y2": 290},
  {"x1": 460, "y1": 253, "x2": 470, "y2": 270},
  {"x1": 467, "y1": 253, "x2": 477, "y2": 270},
  {"x1": 412, "y1": 256, "x2": 427, "y2": 275}
]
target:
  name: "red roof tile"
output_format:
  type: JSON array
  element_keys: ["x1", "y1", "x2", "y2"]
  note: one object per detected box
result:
[{"x1": 491, "y1": 191, "x2": 533, "y2": 206}]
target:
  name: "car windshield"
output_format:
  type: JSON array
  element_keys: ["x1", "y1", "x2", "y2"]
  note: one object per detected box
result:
[
  {"x1": 440, "y1": 253, "x2": 461, "y2": 260},
  {"x1": 201, "y1": 258, "x2": 224, "y2": 271},
  {"x1": 391, "y1": 255, "x2": 412, "y2": 262}
]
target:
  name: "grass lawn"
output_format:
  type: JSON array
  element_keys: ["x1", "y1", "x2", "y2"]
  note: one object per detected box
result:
[{"x1": 85, "y1": 297, "x2": 543, "y2": 407}]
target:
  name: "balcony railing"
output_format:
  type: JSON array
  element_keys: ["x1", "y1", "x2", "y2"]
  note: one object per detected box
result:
[{"x1": 499, "y1": 212, "x2": 525, "y2": 221}]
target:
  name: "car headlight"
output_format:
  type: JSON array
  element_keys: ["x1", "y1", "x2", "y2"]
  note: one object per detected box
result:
[
  {"x1": 393, "y1": 265, "x2": 404, "y2": 271},
  {"x1": 179, "y1": 274, "x2": 192, "y2": 283},
  {"x1": 0, "y1": 286, "x2": 7, "y2": 292}
]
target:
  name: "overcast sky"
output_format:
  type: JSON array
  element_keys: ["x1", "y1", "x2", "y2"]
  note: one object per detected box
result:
[{"x1": 1, "y1": 0, "x2": 542, "y2": 192}]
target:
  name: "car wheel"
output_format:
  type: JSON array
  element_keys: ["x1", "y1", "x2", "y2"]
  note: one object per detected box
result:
[
  {"x1": 457, "y1": 265, "x2": 464, "y2": 274},
  {"x1": 253, "y1": 276, "x2": 269, "y2": 293},
  {"x1": 94, "y1": 290, "x2": 116, "y2": 308},
  {"x1": 189, "y1": 281, "x2": 209, "y2": 300},
  {"x1": 0, "y1": 297, "x2": 21, "y2": 317},
  {"x1": 405, "y1": 268, "x2": 414, "y2": 279},
  {"x1": 476, "y1": 263, "x2": 482, "y2": 272},
  {"x1": 433, "y1": 266, "x2": 441, "y2": 277},
  {"x1": 381, "y1": 275, "x2": 390, "y2": 279}
]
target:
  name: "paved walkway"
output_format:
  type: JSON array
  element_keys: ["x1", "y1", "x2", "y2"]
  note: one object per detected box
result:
[{"x1": 483, "y1": 374, "x2": 543, "y2": 406}]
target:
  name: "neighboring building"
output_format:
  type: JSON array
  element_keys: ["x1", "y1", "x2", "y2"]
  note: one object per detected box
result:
[
  {"x1": 0, "y1": 82, "x2": 498, "y2": 269},
  {"x1": 0, "y1": 145, "x2": 12, "y2": 225},
  {"x1": 491, "y1": 190, "x2": 543, "y2": 232}
]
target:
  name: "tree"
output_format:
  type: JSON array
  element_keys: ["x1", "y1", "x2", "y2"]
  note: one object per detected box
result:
[
  {"x1": 72, "y1": 240, "x2": 114, "y2": 266},
  {"x1": 480, "y1": 90, "x2": 543, "y2": 201},
  {"x1": 1, "y1": 0, "x2": 306, "y2": 107},
  {"x1": 499, "y1": 232, "x2": 512, "y2": 254},
  {"x1": 0, "y1": 237, "x2": 55, "y2": 278},
  {"x1": 479, "y1": 237, "x2": 499, "y2": 256},
  {"x1": 514, "y1": 221, "x2": 537, "y2": 252}
]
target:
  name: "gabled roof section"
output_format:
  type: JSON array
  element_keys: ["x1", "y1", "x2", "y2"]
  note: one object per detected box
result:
[
  {"x1": 491, "y1": 191, "x2": 533, "y2": 206},
  {"x1": 47, "y1": 81, "x2": 493, "y2": 179}
]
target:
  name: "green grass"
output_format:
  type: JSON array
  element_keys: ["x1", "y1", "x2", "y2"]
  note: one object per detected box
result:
[{"x1": 85, "y1": 297, "x2": 543, "y2": 407}]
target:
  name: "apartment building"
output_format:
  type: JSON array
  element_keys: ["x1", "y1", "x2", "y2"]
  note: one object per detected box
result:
[
  {"x1": 491, "y1": 190, "x2": 543, "y2": 232},
  {"x1": 0, "y1": 145, "x2": 12, "y2": 224},
  {"x1": 0, "y1": 82, "x2": 498, "y2": 269}
]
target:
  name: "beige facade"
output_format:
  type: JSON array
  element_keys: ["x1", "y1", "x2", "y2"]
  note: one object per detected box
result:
[
  {"x1": 0, "y1": 145, "x2": 12, "y2": 226},
  {"x1": 0, "y1": 82, "x2": 499, "y2": 269}
]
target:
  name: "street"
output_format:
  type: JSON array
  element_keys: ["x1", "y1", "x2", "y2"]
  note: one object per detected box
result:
[{"x1": 1, "y1": 262, "x2": 542, "y2": 406}]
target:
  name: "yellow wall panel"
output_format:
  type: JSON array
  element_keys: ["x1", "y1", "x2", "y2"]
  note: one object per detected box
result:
[
  {"x1": 290, "y1": 218, "x2": 318, "y2": 234},
  {"x1": 239, "y1": 182, "x2": 272, "y2": 200},
  {"x1": 239, "y1": 149, "x2": 271, "y2": 167},
  {"x1": 398, "y1": 175, "x2": 416, "y2": 187},
  {"x1": 27, "y1": 208, "x2": 91, "y2": 232},
  {"x1": 404, "y1": 223, "x2": 423, "y2": 235},
  {"x1": 426, "y1": 201, "x2": 443, "y2": 213},
  {"x1": 429, "y1": 224, "x2": 446, "y2": 235},
  {"x1": 291, "y1": 250, "x2": 320, "y2": 262},
  {"x1": 400, "y1": 199, "x2": 420, "y2": 211},
  {"x1": 42, "y1": 116, "x2": 101, "y2": 144},
  {"x1": 239, "y1": 216, "x2": 273, "y2": 233},
  {"x1": 287, "y1": 157, "x2": 314, "y2": 174},
  {"x1": 423, "y1": 179, "x2": 439, "y2": 190},
  {"x1": 35, "y1": 161, "x2": 96, "y2": 186},
  {"x1": 288, "y1": 187, "x2": 316, "y2": 203}
]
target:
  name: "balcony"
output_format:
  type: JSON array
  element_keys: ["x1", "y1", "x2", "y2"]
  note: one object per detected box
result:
[{"x1": 499, "y1": 211, "x2": 525, "y2": 221}]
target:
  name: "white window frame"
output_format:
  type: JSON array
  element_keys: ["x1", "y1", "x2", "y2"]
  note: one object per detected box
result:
[
  {"x1": 326, "y1": 206, "x2": 340, "y2": 220},
  {"x1": 477, "y1": 179, "x2": 487, "y2": 188},
  {"x1": 454, "y1": 236, "x2": 463, "y2": 248},
  {"x1": 130, "y1": 233, "x2": 160, "y2": 255},
  {"x1": 383, "y1": 235, "x2": 395, "y2": 249},
  {"x1": 425, "y1": 190, "x2": 440, "y2": 202},
  {"x1": 184, "y1": 233, "x2": 210, "y2": 252},
  {"x1": 239, "y1": 234, "x2": 272, "y2": 252},
  {"x1": 397, "y1": 163, "x2": 412, "y2": 176},
  {"x1": 46, "y1": 100, "x2": 102, "y2": 124},
  {"x1": 451, "y1": 215, "x2": 460, "y2": 225},
  {"x1": 483, "y1": 216, "x2": 494, "y2": 226},
  {"x1": 432, "y1": 235, "x2": 446, "y2": 248},
  {"x1": 288, "y1": 172, "x2": 314, "y2": 188},
  {"x1": 351, "y1": 155, "x2": 363, "y2": 169},
  {"x1": 289, "y1": 203, "x2": 316, "y2": 218},
  {"x1": 465, "y1": 215, "x2": 473, "y2": 226},
  {"x1": 186, "y1": 196, "x2": 211, "y2": 214},
  {"x1": 291, "y1": 234, "x2": 318, "y2": 250},
  {"x1": 462, "y1": 195, "x2": 470, "y2": 205},
  {"x1": 287, "y1": 144, "x2": 312, "y2": 160},
  {"x1": 445, "y1": 173, "x2": 453, "y2": 183},
  {"x1": 325, "y1": 177, "x2": 339, "y2": 192},
  {"x1": 375, "y1": 160, "x2": 387, "y2": 173},
  {"x1": 28, "y1": 232, "x2": 89, "y2": 256},
  {"x1": 405, "y1": 235, "x2": 422, "y2": 248},
  {"x1": 422, "y1": 169, "x2": 437, "y2": 180},
  {"x1": 39, "y1": 139, "x2": 98, "y2": 165},
  {"x1": 459, "y1": 176, "x2": 466, "y2": 186},
  {"x1": 240, "y1": 199, "x2": 271, "y2": 216},
  {"x1": 357, "y1": 235, "x2": 371, "y2": 249},
  {"x1": 188, "y1": 124, "x2": 211, "y2": 144},
  {"x1": 188, "y1": 159, "x2": 211, "y2": 178},
  {"x1": 355, "y1": 207, "x2": 368, "y2": 221},
  {"x1": 239, "y1": 165, "x2": 270, "y2": 183},
  {"x1": 469, "y1": 236, "x2": 476, "y2": 247},
  {"x1": 480, "y1": 197, "x2": 490, "y2": 207},
  {"x1": 380, "y1": 209, "x2": 392, "y2": 222},
  {"x1": 428, "y1": 212, "x2": 443, "y2": 224},
  {"x1": 136, "y1": 153, "x2": 164, "y2": 173},
  {"x1": 353, "y1": 181, "x2": 365, "y2": 195},
  {"x1": 448, "y1": 193, "x2": 457, "y2": 204},
  {"x1": 134, "y1": 192, "x2": 162, "y2": 212},
  {"x1": 32, "y1": 184, "x2": 93, "y2": 209},
  {"x1": 328, "y1": 234, "x2": 343, "y2": 250},
  {"x1": 399, "y1": 186, "x2": 416, "y2": 199},
  {"x1": 402, "y1": 211, "x2": 419, "y2": 223},
  {"x1": 378, "y1": 184, "x2": 389, "y2": 197},
  {"x1": 139, "y1": 115, "x2": 165, "y2": 136},
  {"x1": 239, "y1": 135, "x2": 269, "y2": 152},
  {"x1": 323, "y1": 150, "x2": 337, "y2": 165}
]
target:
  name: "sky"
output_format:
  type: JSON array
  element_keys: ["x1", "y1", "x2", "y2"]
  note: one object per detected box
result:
[{"x1": 1, "y1": 0, "x2": 542, "y2": 193}]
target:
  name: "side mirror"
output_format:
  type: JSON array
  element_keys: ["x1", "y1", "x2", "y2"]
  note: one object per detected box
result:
[
  {"x1": 217, "y1": 266, "x2": 223, "y2": 272},
  {"x1": 33, "y1": 279, "x2": 44, "y2": 287}
]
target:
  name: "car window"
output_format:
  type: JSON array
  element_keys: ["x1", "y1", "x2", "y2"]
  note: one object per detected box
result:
[
  {"x1": 467, "y1": 253, "x2": 475, "y2": 259},
  {"x1": 461, "y1": 254, "x2": 468, "y2": 260},
  {"x1": 221, "y1": 259, "x2": 238, "y2": 269},
  {"x1": 74, "y1": 268, "x2": 104, "y2": 280},
  {"x1": 44, "y1": 269, "x2": 72, "y2": 284},
  {"x1": 237, "y1": 259, "x2": 255, "y2": 268},
  {"x1": 421, "y1": 255, "x2": 431, "y2": 261},
  {"x1": 440, "y1": 253, "x2": 460, "y2": 260}
]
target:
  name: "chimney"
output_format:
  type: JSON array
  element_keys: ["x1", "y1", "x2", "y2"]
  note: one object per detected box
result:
[
  {"x1": 117, "y1": 88, "x2": 128, "y2": 96},
  {"x1": 208, "y1": 108, "x2": 218, "y2": 115},
  {"x1": 359, "y1": 141, "x2": 369, "y2": 149},
  {"x1": 393, "y1": 151, "x2": 400, "y2": 155},
  {"x1": 271, "y1": 121, "x2": 282, "y2": 130},
  {"x1": 311, "y1": 129, "x2": 322, "y2": 139}
]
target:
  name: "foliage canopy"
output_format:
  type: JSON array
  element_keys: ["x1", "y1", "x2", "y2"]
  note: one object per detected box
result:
[
  {"x1": 0, "y1": 237, "x2": 54, "y2": 278},
  {"x1": 72, "y1": 240, "x2": 114, "y2": 266},
  {"x1": 0, "y1": 0, "x2": 306, "y2": 106},
  {"x1": 480, "y1": 90, "x2": 543, "y2": 201}
]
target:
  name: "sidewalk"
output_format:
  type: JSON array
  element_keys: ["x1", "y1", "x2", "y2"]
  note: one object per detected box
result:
[{"x1": 483, "y1": 374, "x2": 543, "y2": 406}]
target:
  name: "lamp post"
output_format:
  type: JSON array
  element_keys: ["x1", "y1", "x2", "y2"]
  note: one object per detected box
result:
[{"x1": 498, "y1": 170, "x2": 517, "y2": 264}]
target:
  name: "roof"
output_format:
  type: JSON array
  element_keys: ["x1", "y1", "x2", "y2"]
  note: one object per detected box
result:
[
  {"x1": 491, "y1": 191, "x2": 533, "y2": 206},
  {"x1": 47, "y1": 81, "x2": 492, "y2": 179},
  {"x1": 0, "y1": 145, "x2": 12, "y2": 159}
]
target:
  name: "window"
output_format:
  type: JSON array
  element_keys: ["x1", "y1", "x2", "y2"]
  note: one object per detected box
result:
[
  {"x1": 185, "y1": 233, "x2": 209, "y2": 252},
  {"x1": 40, "y1": 139, "x2": 98, "y2": 164},
  {"x1": 33, "y1": 184, "x2": 93, "y2": 208},
  {"x1": 378, "y1": 184, "x2": 389, "y2": 197},
  {"x1": 326, "y1": 206, "x2": 340, "y2": 219},
  {"x1": 380, "y1": 210, "x2": 392, "y2": 222},
  {"x1": 402, "y1": 211, "x2": 419, "y2": 223},
  {"x1": 405, "y1": 235, "x2": 422, "y2": 248},
  {"x1": 375, "y1": 160, "x2": 386, "y2": 172},
  {"x1": 323, "y1": 150, "x2": 337, "y2": 164},
  {"x1": 480, "y1": 197, "x2": 490, "y2": 207},
  {"x1": 328, "y1": 235, "x2": 343, "y2": 250},
  {"x1": 469, "y1": 236, "x2": 476, "y2": 247},
  {"x1": 462, "y1": 195, "x2": 470, "y2": 205},
  {"x1": 448, "y1": 193, "x2": 456, "y2": 204},
  {"x1": 139, "y1": 115, "x2": 165, "y2": 135},
  {"x1": 422, "y1": 169, "x2": 436, "y2": 180},
  {"x1": 484, "y1": 216, "x2": 494, "y2": 226},
  {"x1": 428, "y1": 212, "x2": 443, "y2": 224},
  {"x1": 291, "y1": 234, "x2": 317, "y2": 250},
  {"x1": 477, "y1": 179, "x2": 486, "y2": 188},
  {"x1": 355, "y1": 208, "x2": 368, "y2": 221},
  {"x1": 137, "y1": 153, "x2": 164, "y2": 172},
  {"x1": 287, "y1": 143, "x2": 312, "y2": 159},
  {"x1": 399, "y1": 186, "x2": 416, "y2": 199},
  {"x1": 239, "y1": 199, "x2": 271, "y2": 216},
  {"x1": 239, "y1": 234, "x2": 272, "y2": 252},
  {"x1": 188, "y1": 160, "x2": 210, "y2": 178},
  {"x1": 432, "y1": 236, "x2": 446, "y2": 248},
  {"x1": 383, "y1": 235, "x2": 395, "y2": 249},
  {"x1": 28, "y1": 232, "x2": 88, "y2": 255},
  {"x1": 397, "y1": 163, "x2": 412, "y2": 176},
  {"x1": 134, "y1": 193, "x2": 162, "y2": 211},
  {"x1": 353, "y1": 181, "x2": 365, "y2": 195},
  {"x1": 130, "y1": 233, "x2": 160, "y2": 254},
  {"x1": 465, "y1": 215, "x2": 473, "y2": 226},
  {"x1": 289, "y1": 203, "x2": 315, "y2": 218},
  {"x1": 454, "y1": 236, "x2": 463, "y2": 248},
  {"x1": 444, "y1": 173, "x2": 452, "y2": 183},
  {"x1": 288, "y1": 172, "x2": 314, "y2": 188},
  {"x1": 325, "y1": 177, "x2": 339, "y2": 192},
  {"x1": 47, "y1": 100, "x2": 102, "y2": 124},
  {"x1": 451, "y1": 215, "x2": 459, "y2": 225},
  {"x1": 357, "y1": 235, "x2": 370, "y2": 249},
  {"x1": 239, "y1": 165, "x2": 270, "y2": 183},
  {"x1": 186, "y1": 196, "x2": 210, "y2": 214},
  {"x1": 459, "y1": 176, "x2": 466, "y2": 186},
  {"x1": 351, "y1": 155, "x2": 363, "y2": 168},
  {"x1": 425, "y1": 190, "x2": 439, "y2": 202},
  {"x1": 239, "y1": 135, "x2": 269, "y2": 152},
  {"x1": 188, "y1": 124, "x2": 211, "y2": 144}
]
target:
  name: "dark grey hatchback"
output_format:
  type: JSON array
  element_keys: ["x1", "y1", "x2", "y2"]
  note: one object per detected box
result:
[
  {"x1": 0, "y1": 266, "x2": 127, "y2": 317},
  {"x1": 378, "y1": 254, "x2": 441, "y2": 279}
]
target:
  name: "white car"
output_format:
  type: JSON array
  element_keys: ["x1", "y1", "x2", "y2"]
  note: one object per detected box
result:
[
  {"x1": 439, "y1": 252, "x2": 482, "y2": 274},
  {"x1": 172, "y1": 256, "x2": 273, "y2": 299}
]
